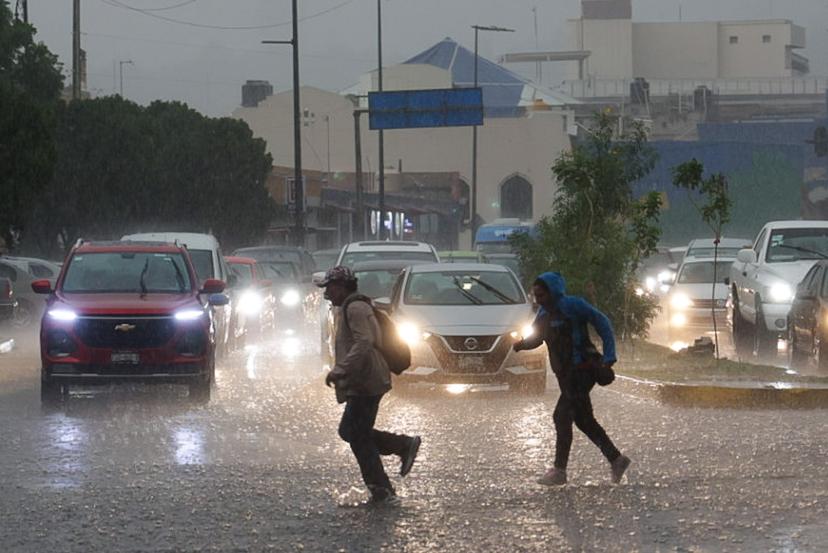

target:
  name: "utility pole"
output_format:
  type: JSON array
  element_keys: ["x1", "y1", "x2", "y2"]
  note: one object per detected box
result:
[
  {"x1": 532, "y1": 7, "x2": 541, "y2": 84},
  {"x1": 119, "y1": 60, "x2": 133, "y2": 97},
  {"x1": 377, "y1": 0, "x2": 386, "y2": 240},
  {"x1": 72, "y1": 0, "x2": 81, "y2": 100},
  {"x1": 263, "y1": 0, "x2": 304, "y2": 247},
  {"x1": 353, "y1": 109, "x2": 368, "y2": 241},
  {"x1": 471, "y1": 25, "x2": 514, "y2": 249}
]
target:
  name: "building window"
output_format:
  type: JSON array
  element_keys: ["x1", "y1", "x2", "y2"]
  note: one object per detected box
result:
[
  {"x1": 763, "y1": 35, "x2": 772, "y2": 43},
  {"x1": 500, "y1": 175, "x2": 533, "y2": 220},
  {"x1": 729, "y1": 36, "x2": 738, "y2": 45}
]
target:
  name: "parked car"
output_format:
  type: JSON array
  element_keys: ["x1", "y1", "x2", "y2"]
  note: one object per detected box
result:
[
  {"x1": 122, "y1": 232, "x2": 235, "y2": 357},
  {"x1": 333, "y1": 241, "x2": 440, "y2": 268},
  {"x1": 0, "y1": 258, "x2": 48, "y2": 327},
  {"x1": 33, "y1": 240, "x2": 228, "y2": 404},
  {"x1": 233, "y1": 246, "x2": 316, "y2": 281},
  {"x1": 685, "y1": 238, "x2": 752, "y2": 260},
  {"x1": 311, "y1": 248, "x2": 340, "y2": 272},
  {"x1": 787, "y1": 260, "x2": 828, "y2": 370},
  {"x1": 0, "y1": 277, "x2": 17, "y2": 324},
  {"x1": 319, "y1": 259, "x2": 429, "y2": 368},
  {"x1": 665, "y1": 256, "x2": 734, "y2": 341},
  {"x1": 378, "y1": 263, "x2": 547, "y2": 393},
  {"x1": 730, "y1": 221, "x2": 828, "y2": 358},
  {"x1": 638, "y1": 246, "x2": 686, "y2": 296},
  {"x1": 227, "y1": 256, "x2": 276, "y2": 341},
  {"x1": 439, "y1": 251, "x2": 484, "y2": 264},
  {"x1": 0, "y1": 256, "x2": 62, "y2": 279}
]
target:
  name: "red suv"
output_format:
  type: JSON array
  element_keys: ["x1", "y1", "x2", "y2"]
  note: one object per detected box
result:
[{"x1": 33, "y1": 241, "x2": 228, "y2": 404}]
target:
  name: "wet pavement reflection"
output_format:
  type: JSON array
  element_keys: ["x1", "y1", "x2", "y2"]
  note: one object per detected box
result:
[{"x1": 1, "y1": 325, "x2": 827, "y2": 552}]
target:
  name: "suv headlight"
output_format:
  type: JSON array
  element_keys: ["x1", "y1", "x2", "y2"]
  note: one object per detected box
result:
[
  {"x1": 670, "y1": 293, "x2": 694, "y2": 310},
  {"x1": 281, "y1": 289, "x2": 301, "y2": 307},
  {"x1": 238, "y1": 290, "x2": 263, "y2": 315},
  {"x1": 398, "y1": 322, "x2": 429, "y2": 346},
  {"x1": 768, "y1": 282, "x2": 793, "y2": 303},
  {"x1": 48, "y1": 309, "x2": 77, "y2": 322}
]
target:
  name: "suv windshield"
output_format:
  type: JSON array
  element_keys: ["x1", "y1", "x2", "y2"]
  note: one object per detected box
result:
[
  {"x1": 341, "y1": 251, "x2": 436, "y2": 267},
  {"x1": 687, "y1": 247, "x2": 744, "y2": 258},
  {"x1": 62, "y1": 252, "x2": 192, "y2": 293},
  {"x1": 766, "y1": 229, "x2": 828, "y2": 263},
  {"x1": 677, "y1": 261, "x2": 733, "y2": 284},
  {"x1": 229, "y1": 263, "x2": 254, "y2": 285},
  {"x1": 404, "y1": 271, "x2": 524, "y2": 305},
  {"x1": 258, "y1": 261, "x2": 298, "y2": 282}
]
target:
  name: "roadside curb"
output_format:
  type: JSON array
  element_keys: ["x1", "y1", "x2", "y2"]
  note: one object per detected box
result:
[{"x1": 614, "y1": 374, "x2": 828, "y2": 409}]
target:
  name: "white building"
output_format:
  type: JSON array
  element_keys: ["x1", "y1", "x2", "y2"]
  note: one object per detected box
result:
[{"x1": 233, "y1": 39, "x2": 575, "y2": 247}]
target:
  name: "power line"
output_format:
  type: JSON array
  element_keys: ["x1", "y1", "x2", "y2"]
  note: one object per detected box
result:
[
  {"x1": 99, "y1": 0, "x2": 356, "y2": 31},
  {"x1": 113, "y1": 0, "x2": 199, "y2": 12}
]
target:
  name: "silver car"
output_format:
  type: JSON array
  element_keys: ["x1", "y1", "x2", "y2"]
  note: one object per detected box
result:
[{"x1": 379, "y1": 263, "x2": 547, "y2": 393}]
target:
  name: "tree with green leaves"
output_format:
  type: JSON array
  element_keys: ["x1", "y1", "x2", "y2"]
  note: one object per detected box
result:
[
  {"x1": 26, "y1": 96, "x2": 275, "y2": 257},
  {"x1": 511, "y1": 112, "x2": 662, "y2": 339},
  {"x1": 0, "y1": 1, "x2": 63, "y2": 249},
  {"x1": 673, "y1": 159, "x2": 733, "y2": 358}
]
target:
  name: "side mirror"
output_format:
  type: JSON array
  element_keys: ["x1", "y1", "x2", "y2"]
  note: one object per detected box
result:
[
  {"x1": 201, "y1": 278, "x2": 226, "y2": 294},
  {"x1": 312, "y1": 271, "x2": 326, "y2": 287},
  {"x1": 209, "y1": 293, "x2": 230, "y2": 307},
  {"x1": 31, "y1": 279, "x2": 52, "y2": 295},
  {"x1": 737, "y1": 249, "x2": 757, "y2": 264}
]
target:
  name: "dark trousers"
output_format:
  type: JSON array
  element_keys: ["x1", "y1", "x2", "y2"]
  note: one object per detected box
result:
[
  {"x1": 338, "y1": 394, "x2": 411, "y2": 495},
  {"x1": 553, "y1": 389, "x2": 621, "y2": 470}
]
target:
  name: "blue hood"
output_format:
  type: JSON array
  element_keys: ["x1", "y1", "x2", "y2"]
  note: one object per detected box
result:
[{"x1": 538, "y1": 272, "x2": 566, "y2": 304}]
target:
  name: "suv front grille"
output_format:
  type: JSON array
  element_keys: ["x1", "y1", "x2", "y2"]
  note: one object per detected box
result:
[
  {"x1": 74, "y1": 317, "x2": 177, "y2": 349},
  {"x1": 426, "y1": 334, "x2": 508, "y2": 375}
]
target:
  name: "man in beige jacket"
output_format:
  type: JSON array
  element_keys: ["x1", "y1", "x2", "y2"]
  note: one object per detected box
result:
[{"x1": 318, "y1": 266, "x2": 421, "y2": 503}]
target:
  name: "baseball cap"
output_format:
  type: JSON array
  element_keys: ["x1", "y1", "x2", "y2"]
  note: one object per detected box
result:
[{"x1": 314, "y1": 265, "x2": 357, "y2": 287}]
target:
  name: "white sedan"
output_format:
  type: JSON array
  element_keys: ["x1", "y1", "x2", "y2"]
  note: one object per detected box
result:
[{"x1": 379, "y1": 263, "x2": 547, "y2": 394}]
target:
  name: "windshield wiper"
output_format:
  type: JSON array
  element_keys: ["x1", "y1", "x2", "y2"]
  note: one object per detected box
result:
[
  {"x1": 469, "y1": 276, "x2": 517, "y2": 304},
  {"x1": 139, "y1": 258, "x2": 149, "y2": 298},
  {"x1": 452, "y1": 276, "x2": 483, "y2": 305},
  {"x1": 171, "y1": 260, "x2": 187, "y2": 292},
  {"x1": 776, "y1": 244, "x2": 828, "y2": 260}
]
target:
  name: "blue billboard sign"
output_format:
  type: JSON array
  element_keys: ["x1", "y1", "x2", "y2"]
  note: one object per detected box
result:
[{"x1": 368, "y1": 88, "x2": 483, "y2": 131}]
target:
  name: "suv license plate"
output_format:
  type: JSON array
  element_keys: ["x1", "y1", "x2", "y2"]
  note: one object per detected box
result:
[{"x1": 111, "y1": 352, "x2": 140, "y2": 365}]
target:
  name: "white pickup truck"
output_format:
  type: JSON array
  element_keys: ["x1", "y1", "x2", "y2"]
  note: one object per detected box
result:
[{"x1": 730, "y1": 220, "x2": 828, "y2": 357}]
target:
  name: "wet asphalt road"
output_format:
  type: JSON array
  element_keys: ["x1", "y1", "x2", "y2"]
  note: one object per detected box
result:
[{"x1": 1, "y1": 327, "x2": 827, "y2": 553}]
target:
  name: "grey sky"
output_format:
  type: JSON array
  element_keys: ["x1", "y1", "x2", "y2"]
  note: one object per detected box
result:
[{"x1": 27, "y1": 0, "x2": 828, "y2": 117}]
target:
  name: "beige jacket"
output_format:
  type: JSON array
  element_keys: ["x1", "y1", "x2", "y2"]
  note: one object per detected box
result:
[{"x1": 330, "y1": 294, "x2": 392, "y2": 403}]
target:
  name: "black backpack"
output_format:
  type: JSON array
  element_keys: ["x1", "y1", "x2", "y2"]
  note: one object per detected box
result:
[{"x1": 342, "y1": 295, "x2": 411, "y2": 375}]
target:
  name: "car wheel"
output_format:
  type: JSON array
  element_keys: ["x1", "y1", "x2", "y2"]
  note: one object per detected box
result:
[
  {"x1": 731, "y1": 295, "x2": 753, "y2": 359},
  {"x1": 518, "y1": 373, "x2": 546, "y2": 395},
  {"x1": 788, "y1": 327, "x2": 808, "y2": 370},
  {"x1": 753, "y1": 298, "x2": 777, "y2": 359},
  {"x1": 40, "y1": 377, "x2": 63, "y2": 407}
]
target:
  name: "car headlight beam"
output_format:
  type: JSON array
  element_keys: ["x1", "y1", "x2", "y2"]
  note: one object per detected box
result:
[
  {"x1": 768, "y1": 282, "x2": 793, "y2": 303},
  {"x1": 48, "y1": 309, "x2": 77, "y2": 322},
  {"x1": 238, "y1": 290, "x2": 263, "y2": 315},
  {"x1": 398, "y1": 322, "x2": 427, "y2": 346},
  {"x1": 174, "y1": 309, "x2": 204, "y2": 321},
  {"x1": 670, "y1": 293, "x2": 694, "y2": 310},
  {"x1": 280, "y1": 289, "x2": 301, "y2": 307}
]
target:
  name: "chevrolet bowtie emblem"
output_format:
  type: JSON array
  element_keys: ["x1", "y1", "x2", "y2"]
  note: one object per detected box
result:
[{"x1": 114, "y1": 323, "x2": 136, "y2": 332}]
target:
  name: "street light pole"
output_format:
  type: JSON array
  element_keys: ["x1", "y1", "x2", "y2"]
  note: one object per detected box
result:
[
  {"x1": 263, "y1": 0, "x2": 305, "y2": 247},
  {"x1": 118, "y1": 59, "x2": 133, "y2": 96},
  {"x1": 377, "y1": 0, "x2": 386, "y2": 240},
  {"x1": 470, "y1": 25, "x2": 514, "y2": 249}
]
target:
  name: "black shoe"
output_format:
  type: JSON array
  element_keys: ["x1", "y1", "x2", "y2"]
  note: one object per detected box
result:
[{"x1": 400, "y1": 436, "x2": 421, "y2": 477}]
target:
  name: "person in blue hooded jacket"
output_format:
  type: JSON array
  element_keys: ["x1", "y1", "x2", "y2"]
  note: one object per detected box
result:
[{"x1": 513, "y1": 272, "x2": 631, "y2": 486}]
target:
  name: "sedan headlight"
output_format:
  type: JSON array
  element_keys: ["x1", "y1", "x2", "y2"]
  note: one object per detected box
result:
[
  {"x1": 510, "y1": 323, "x2": 535, "y2": 340},
  {"x1": 48, "y1": 309, "x2": 77, "y2": 322},
  {"x1": 280, "y1": 289, "x2": 301, "y2": 307},
  {"x1": 238, "y1": 290, "x2": 263, "y2": 316},
  {"x1": 768, "y1": 282, "x2": 793, "y2": 303},
  {"x1": 670, "y1": 293, "x2": 694, "y2": 310},
  {"x1": 398, "y1": 322, "x2": 429, "y2": 346}
]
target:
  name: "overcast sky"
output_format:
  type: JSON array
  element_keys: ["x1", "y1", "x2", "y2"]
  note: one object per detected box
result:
[{"x1": 26, "y1": 0, "x2": 828, "y2": 117}]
